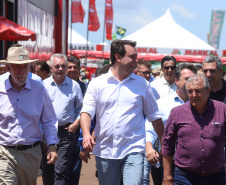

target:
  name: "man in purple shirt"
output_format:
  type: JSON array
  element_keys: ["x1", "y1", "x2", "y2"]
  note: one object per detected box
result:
[{"x1": 163, "y1": 74, "x2": 226, "y2": 185}]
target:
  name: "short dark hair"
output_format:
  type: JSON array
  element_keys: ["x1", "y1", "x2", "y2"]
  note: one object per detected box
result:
[
  {"x1": 67, "y1": 56, "x2": 80, "y2": 67},
  {"x1": 110, "y1": 39, "x2": 136, "y2": 65},
  {"x1": 175, "y1": 63, "x2": 197, "y2": 80},
  {"x1": 137, "y1": 60, "x2": 151, "y2": 69},
  {"x1": 195, "y1": 64, "x2": 203, "y2": 71},
  {"x1": 161, "y1": 55, "x2": 177, "y2": 68},
  {"x1": 202, "y1": 56, "x2": 222, "y2": 70},
  {"x1": 35, "y1": 60, "x2": 50, "y2": 74}
]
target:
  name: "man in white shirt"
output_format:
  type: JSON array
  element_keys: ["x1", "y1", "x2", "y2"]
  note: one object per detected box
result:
[
  {"x1": 151, "y1": 55, "x2": 177, "y2": 100},
  {"x1": 80, "y1": 40, "x2": 164, "y2": 185}
]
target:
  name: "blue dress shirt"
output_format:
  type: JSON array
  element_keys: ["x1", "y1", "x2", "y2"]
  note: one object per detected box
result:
[
  {"x1": 43, "y1": 76, "x2": 83, "y2": 126},
  {"x1": 146, "y1": 92, "x2": 185, "y2": 146},
  {"x1": 0, "y1": 78, "x2": 59, "y2": 146}
]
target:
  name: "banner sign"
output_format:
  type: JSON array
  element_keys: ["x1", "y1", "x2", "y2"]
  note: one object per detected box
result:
[{"x1": 209, "y1": 10, "x2": 225, "y2": 49}]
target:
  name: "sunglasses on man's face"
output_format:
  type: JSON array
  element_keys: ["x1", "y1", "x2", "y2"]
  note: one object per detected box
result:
[{"x1": 163, "y1": 66, "x2": 176, "y2": 70}]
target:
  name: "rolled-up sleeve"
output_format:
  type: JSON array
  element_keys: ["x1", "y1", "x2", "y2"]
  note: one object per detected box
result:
[
  {"x1": 143, "y1": 82, "x2": 161, "y2": 122},
  {"x1": 145, "y1": 119, "x2": 158, "y2": 144},
  {"x1": 81, "y1": 81, "x2": 97, "y2": 119}
]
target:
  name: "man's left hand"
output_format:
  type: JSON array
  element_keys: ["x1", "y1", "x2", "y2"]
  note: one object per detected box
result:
[
  {"x1": 47, "y1": 145, "x2": 58, "y2": 164},
  {"x1": 146, "y1": 142, "x2": 159, "y2": 164},
  {"x1": 65, "y1": 120, "x2": 79, "y2": 133}
]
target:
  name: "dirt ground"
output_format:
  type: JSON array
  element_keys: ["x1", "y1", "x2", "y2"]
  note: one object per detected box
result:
[{"x1": 37, "y1": 154, "x2": 154, "y2": 185}]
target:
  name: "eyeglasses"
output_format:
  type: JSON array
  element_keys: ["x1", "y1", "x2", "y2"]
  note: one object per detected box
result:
[
  {"x1": 54, "y1": 65, "x2": 66, "y2": 69},
  {"x1": 203, "y1": 69, "x2": 217, "y2": 74},
  {"x1": 163, "y1": 66, "x2": 176, "y2": 70},
  {"x1": 137, "y1": 71, "x2": 152, "y2": 76}
]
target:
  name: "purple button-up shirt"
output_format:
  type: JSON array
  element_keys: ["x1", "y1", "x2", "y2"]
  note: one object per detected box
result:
[{"x1": 163, "y1": 99, "x2": 226, "y2": 176}]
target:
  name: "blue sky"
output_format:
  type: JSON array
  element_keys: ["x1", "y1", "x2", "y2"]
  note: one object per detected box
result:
[{"x1": 70, "y1": 0, "x2": 226, "y2": 50}]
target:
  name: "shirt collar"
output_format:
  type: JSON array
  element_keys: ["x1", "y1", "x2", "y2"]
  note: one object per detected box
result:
[
  {"x1": 161, "y1": 76, "x2": 175, "y2": 86},
  {"x1": 190, "y1": 98, "x2": 211, "y2": 116},
  {"x1": 173, "y1": 92, "x2": 188, "y2": 104},
  {"x1": 106, "y1": 68, "x2": 136, "y2": 82},
  {"x1": 50, "y1": 75, "x2": 69, "y2": 86},
  {"x1": 5, "y1": 76, "x2": 31, "y2": 91}
]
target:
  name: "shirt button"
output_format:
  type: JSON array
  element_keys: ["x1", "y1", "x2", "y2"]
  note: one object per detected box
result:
[
  {"x1": 203, "y1": 171, "x2": 205, "y2": 173},
  {"x1": 202, "y1": 149, "x2": 204, "y2": 152},
  {"x1": 201, "y1": 127, "x2": 204, "y2": 130},
  {"x1": 202, "y1": 161, "x2": 204, "y2": 163},
  {"x1": 201, "y1": 138, "x2": 203, "y2": 141}
]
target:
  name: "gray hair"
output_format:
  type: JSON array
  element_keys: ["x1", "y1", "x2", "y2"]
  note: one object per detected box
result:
[
  {"x1": 186, "y1": 74, "x2": 210, "y2": 92},
  {"x1": 50, "y1": 53, "x2": 67, "y2": 67},
  {"x1": 202, "y1": 56, "x2": 222, "y2": 70}
]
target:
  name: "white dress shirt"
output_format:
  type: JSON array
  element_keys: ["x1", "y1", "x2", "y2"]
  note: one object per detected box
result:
[
  {"x1": 81, "y1": 69, "x2": 161, "y2": 159},
  {"x1": 150, "y1": 76, "x2": 177, "y2": 100}
]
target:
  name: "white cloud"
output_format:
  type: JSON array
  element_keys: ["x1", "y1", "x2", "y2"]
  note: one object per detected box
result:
[{"x1": 171, "y1": 4, "x2": 197, "y2": 18}]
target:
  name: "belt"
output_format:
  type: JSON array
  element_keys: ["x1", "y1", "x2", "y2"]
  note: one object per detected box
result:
[
  {"x1": 5, "y1": 141, "x2": 41, "y2": 150},
  {"x1": 58, "y1": 122, "x2": 72, "y2": 131}
]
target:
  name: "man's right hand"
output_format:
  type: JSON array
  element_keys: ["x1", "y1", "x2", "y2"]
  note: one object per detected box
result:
[
  {"x1": 83, "y1": 134, "x2": 96, "y2": 152},
  {"x1": 79, "y1": 151, "x2": 91, "y2": 163}
]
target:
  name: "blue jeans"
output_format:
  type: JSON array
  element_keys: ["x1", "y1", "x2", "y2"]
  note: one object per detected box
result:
[
  {"x1": 143, "y1": 156, "x2": 151, "y2": 185},
  {"x1": 96, "y1": 152, "x2": 144, "y2": 185},
  {"x1": 174, "y1": 166, "x2": 225, "y2": 185}
]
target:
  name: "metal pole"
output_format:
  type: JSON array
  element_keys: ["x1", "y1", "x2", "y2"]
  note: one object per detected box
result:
[
  {"x1": 85, "y1": 0, "x2": 90, "y2": 70},
  {"x1": 70, "y1": 0, "x2": 72, "y2": 56},
  {"x1": 102, "y1": 0, "x2": 106, "y2": 62}
]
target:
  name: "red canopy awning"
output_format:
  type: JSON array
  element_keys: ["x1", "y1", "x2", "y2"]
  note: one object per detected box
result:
[
  {"x1": 0, "y1": 16, "x2": 36, "y2": 41},
  {"x1": 68, "y1": 50, "x2": 226, "y2": 65}
]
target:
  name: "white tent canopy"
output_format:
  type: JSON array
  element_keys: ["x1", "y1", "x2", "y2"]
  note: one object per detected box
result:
[
  {"x1": 68, "y1": 28, "x2": 91, "y2": 45},
  {"x1": 123, "y1": 9, "x2": 215, "y2": 50}
]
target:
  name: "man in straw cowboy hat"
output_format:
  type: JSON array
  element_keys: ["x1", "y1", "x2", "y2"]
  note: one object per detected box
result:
[{"x1": 0, "y1": 44, "x2": 59, "y2": 185}]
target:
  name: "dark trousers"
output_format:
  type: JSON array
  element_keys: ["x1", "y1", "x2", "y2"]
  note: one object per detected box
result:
[
  {"x1": 174, "y1": 166, "x2": 225, "y2": 185},
  {"x1": 41, "y1": 141, "x2": 55, "y2": 185},
  {"x1": 55, "y1": 128, "x2": 75, "y2": 185},
  {"x1": 151, "y1": 165, "x2": 162, "y2": 185},
  {"x1": 69, "y1": 129, "x2": 82, "y2": 185}
]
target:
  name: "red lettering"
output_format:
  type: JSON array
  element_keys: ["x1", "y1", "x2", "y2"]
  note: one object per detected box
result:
[
  {"x1": 137, "y1": 48, "x2": 142, "y2": 53},
  {"x1": 142, "y1": 48, "x2": 147, "y2": 53},
  {"x1": 185, "y1": 50, "x2": 192, "y2": 55},
  {"x1": 148, "y1": 48, "x2": 153, "y2": 53},
  {"x1": 202, "y1": 51, "x2": 208, "y2": 56},
  {"x1": 154, "y1": 48, "x2": 158, "y2": 54},
  {"x1": 197, "y1": 50, "x2": 202, "y2": 55},
  {"x1": 192, "y1": 50, "x2": 198, "y2": 55}
]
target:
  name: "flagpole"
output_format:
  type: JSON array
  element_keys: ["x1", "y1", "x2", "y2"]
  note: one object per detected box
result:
[
  {"x1": 70, "y1": 0, "x2": 72, "y2": 56},
  {"x1": 85, "y1": 0, "x2": 90, "y2": 70},
  {"x1": 102, "y1": 0, "x2": 107, "y2": 61}
]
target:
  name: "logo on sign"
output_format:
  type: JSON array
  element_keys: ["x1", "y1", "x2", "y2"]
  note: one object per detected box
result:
[
  {"x1": 172, "y1": 49, "x2": 181, "y2": 55},
  {"x1": 106, "y1": 0, "x2": 112, "y2": 9},
  {"x1": 72, "y1": 0, "x2": 81, "y2": 6},
  {"x1": 89, "y1": 5, "x2": 95, "y2": 16},
  {"x1": 106, "y1": 16, "x2": 112, "y2": 26}
]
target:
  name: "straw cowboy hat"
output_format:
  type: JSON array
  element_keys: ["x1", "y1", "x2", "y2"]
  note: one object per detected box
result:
[{"x1": 0, "y1": 44, "x2": 38, "y2": 64}]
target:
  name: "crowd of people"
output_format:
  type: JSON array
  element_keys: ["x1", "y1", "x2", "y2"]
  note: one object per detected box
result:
[{"x1": 0, "y1": 40, "x2": 226, "y2": 185}]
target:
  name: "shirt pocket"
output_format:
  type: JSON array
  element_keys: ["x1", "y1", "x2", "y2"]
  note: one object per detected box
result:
[{"x1": 209, "y1": 123, "x2": 224, "y2": 139}]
